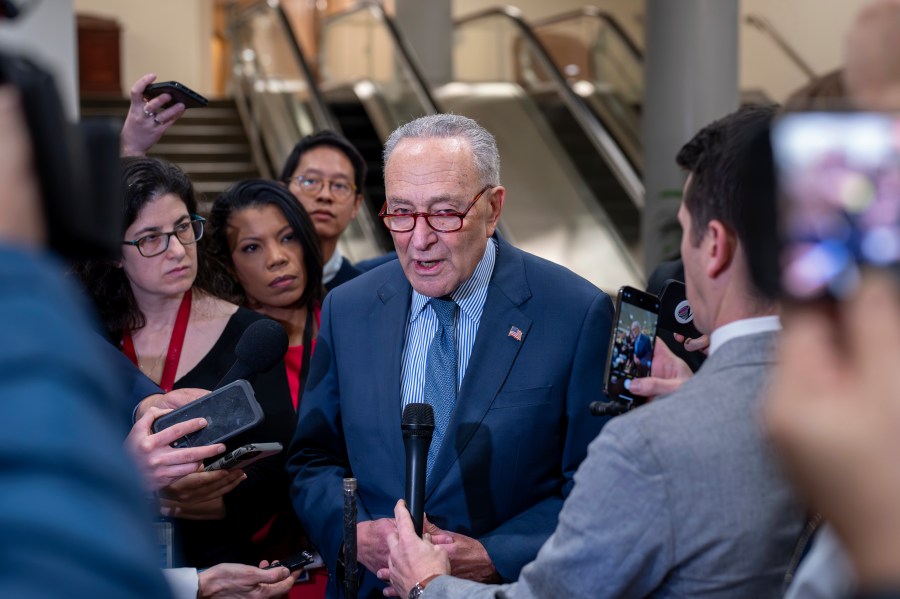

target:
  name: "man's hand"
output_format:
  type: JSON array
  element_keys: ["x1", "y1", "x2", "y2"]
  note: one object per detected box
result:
[
  {"x1": 380, "y1": 500, "x2": 450, "y2": 598},
  {"x1": 421, "y1": 516, "x2": 498, "y2": 583},
  {"x1": 764, "y1": 275, "x2": 900, "y2": 589},
  {"x1": 136, "y1": 388, "x2": 207, "y2": 420},
  {"x1": 357, "y1": 517, "x2": 397, "y2": 574},
  {"x1": 120, "y1": 73, "x2": 186, "y2": 157},
  {"x1": 628, "y1": 338, "x2": 694, "y2": 399},
  {"x1": 673, "y1": 332, "x2": 710, "y2": 354},
  {"x1": 198, "y1": 562, "x2": 299, "y2": 598},
  {"x1": 125, "y1": 406, "x2": 225, "y2": 491}
]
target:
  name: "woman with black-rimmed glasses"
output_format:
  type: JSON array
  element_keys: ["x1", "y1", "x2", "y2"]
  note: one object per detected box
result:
[{"x1": 73, "y1": 156, "x2": 296, "y2": 570}]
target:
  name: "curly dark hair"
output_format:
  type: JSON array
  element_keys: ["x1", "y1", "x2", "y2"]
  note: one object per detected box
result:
[
  {"x1": 207, "y1": 179, "x2": 324, "y2": 311},
  {"x1": 71, "y1": 156, "x2": 214, "y2": 343}
]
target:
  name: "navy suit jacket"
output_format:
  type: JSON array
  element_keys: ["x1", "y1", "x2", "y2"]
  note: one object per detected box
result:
[{"x1": 287, "y1": 235, "x2": 614, "y2": 597}]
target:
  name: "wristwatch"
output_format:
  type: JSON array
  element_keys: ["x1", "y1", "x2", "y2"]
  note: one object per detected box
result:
[{"x1": 407, "y1": 574, "x2": 440, "y2": 599}]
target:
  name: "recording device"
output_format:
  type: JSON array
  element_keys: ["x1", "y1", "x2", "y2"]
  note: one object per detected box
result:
[
  {"x1": 263, "y1": 550, "x2": 315, "y2": 572},
  {"x1": 203, "y1": 442, "x2": 282, "y2": 472},
  {"x1": 401, "y1": 403, "x2": 434, "y2": 537},
  {"x1": 595, "y1": 286, "x2": 660, "y2": 417},
  {"x1": 215, "y1": 319, "x2": 289, "y2": 389},
  {"x1": 657, "y1": 280, "x2": 700, "y2": 340},
  {"x1": 151, "y1": 380, "x2": 264, "y2": 448},
  {"x1": 143, "y1": 81, "x2": 208, "y2": 109},
  {"x1": 0, "y1": 52, "x2": 121, "y2": 260},
  {"x1": 771, "y1": 111, "x2": 900, "y2": 301}
]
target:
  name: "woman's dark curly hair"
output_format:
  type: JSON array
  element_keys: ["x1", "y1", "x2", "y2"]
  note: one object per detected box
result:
[
  {"x1": 72, "y1": 156, "x2": 214, "y2": 343},
  {"x1": 207, "y1": 179, "x2": 324, "y2": 311}
]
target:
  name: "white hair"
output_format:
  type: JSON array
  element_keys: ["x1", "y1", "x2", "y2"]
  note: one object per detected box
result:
[{"x1": 383, "y1": 114, "x2": 500, "y2": 187}]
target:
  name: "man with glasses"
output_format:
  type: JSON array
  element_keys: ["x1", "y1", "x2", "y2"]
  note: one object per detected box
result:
[
  {"x1": 287, "y1": 114, "x2": 614, "y2": 598},
  {"x1": 280, "y1": 130, "x2": 367, "y2": 291}
]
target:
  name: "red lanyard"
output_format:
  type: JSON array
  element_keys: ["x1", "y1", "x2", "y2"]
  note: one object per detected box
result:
[{"x1": 122, "y1": 289, "x2": 193, "y2": 392}]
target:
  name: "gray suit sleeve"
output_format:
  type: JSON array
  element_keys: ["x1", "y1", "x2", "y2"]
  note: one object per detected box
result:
[{"x1": 425, "y1": 417, "x2": 676, "y2": 599}]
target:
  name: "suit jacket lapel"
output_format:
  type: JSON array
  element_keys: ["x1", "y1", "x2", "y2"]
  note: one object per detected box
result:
[
  {"x1": 371, "y1": 266, "x2": 412, "y2": 490},
  {"x1": 426, "y1": 236, "x2": 533, "y2": 497}
]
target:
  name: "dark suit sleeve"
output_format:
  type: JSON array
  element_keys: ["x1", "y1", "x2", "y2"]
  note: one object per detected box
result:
[
  {"x1": 0, "y1": 247, "x2": 171, "y2": 598},
  {"x1": 286, "y1": 292, "x2": 374, "y2": 574},
  {"x1": 479, "y1": 291, "x2": 614, "y2": 579}
]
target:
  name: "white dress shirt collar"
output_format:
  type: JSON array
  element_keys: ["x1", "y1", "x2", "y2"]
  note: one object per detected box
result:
[{"x1": 708, "y1": 315, "x2": 781, "y2": 355}]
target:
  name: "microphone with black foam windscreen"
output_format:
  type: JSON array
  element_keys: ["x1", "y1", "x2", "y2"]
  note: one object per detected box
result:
[
  {"x1": 401, "y1": 402, "x2": 434, "y2": 537},
  {"x1": 215, "y1": 319, "x2": 289, "y2": 389}
]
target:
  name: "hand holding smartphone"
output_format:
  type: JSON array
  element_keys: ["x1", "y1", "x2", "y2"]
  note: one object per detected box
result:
[
  {"x1": 143, "y1": 81, "x2": 208, "y2": 109},
  {"x1": 603, "y1": 286, "x2": 661, "y2": 405},
  {"x1": 150, "y1": 380, "x2": 264, "y2": 448},
  {"x1": 264, "y1": 550, "x2": 315, "y2": 572},
  {"x1": 204, "y1": 442, "x2": 283, "y2": 472}
]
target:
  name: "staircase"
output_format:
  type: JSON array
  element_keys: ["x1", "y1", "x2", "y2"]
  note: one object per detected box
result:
[{"x1": 79, "y1": 97, "x2": 259, "y2": 212}]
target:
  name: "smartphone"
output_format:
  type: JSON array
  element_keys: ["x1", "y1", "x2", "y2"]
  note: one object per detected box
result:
[
  {"x1": 143, "y1": 81, "x2": 208, "y2": 109},
  {"x1": 657, "y1": 279, "x2": 701, "y2": 339},
  {"x1": 603, "y1": 286, "x2": 660, "y2": 404},
  {"x1": 771, "y1": 111, "x2": 900, "y2": 300},
  {"x1": 264, "y1": 550, "x2": 315, "y2": 572},
  {"x1": 204, "y1": 442, "x2": 283, "y2": 472},
  {"x1": 150, "y1": 380, "x2": 264, "y2": 448}
]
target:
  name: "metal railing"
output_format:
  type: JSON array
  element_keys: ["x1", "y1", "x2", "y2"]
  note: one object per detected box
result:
[
  {"x1": 744, "y1": 13, "x2": 817, "y2": 82},
  {"x1": 455, "y1": 5, "x2": 644, "y2": 209}
]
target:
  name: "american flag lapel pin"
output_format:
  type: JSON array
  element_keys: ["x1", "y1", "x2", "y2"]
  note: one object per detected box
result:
[{"x1": 508, "y1": 325, "x2": 523, "y2": 342}]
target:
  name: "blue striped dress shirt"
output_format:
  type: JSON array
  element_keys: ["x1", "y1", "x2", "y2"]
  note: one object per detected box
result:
[{"x1": 400, "y1": 238, "x2": 497, "y2": 411}]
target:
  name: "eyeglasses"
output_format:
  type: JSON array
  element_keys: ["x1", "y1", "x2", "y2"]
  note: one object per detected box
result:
[
  {"x1": 122, "y1": 215, "x2": 205, "y2": 257},
  {"x1": 286, "y1": 175, "x2": 357, "y2": 201},
  {"x1": 379, "y1": 186, "x2": 493, "y2": 233}
]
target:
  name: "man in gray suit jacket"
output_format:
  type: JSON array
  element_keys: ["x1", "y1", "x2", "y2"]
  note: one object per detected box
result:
[{"x1": 383, "y1": 105, "x2": 806, "y2": 599}]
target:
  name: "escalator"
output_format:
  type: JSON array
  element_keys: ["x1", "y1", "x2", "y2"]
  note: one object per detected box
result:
[
  {"x1": 315, "y1": 2, "x2": 441, "y2": 251},
  {"x1": 228, "y1": 2, "x2": 387, "y2": 260},
  {"x1": 230, "y1": 1, "x2": 645, "y2": 289},
  {"x1": 446, "y1": 7, "x2": 644, "y2": 289}
]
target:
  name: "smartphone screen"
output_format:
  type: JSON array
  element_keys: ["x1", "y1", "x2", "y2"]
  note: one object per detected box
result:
[
  {"x1": 604, "y1": 286, "x2": 660, "y2": 404},
  {"x1": 772, "y1": 112, "x2": 900, "y2": 300}
]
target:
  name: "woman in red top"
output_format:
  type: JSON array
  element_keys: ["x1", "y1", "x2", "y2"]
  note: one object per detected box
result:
[
  {"x1": 208, "y1": 179, "x2": 324, "y2": 409},
  {"x1": 208, "y1": 180, "x2": 327, "y2": 598}
]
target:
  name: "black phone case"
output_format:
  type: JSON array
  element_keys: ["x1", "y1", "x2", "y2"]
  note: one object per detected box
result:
[
  {"x1": 143, "y1": 81, "x2": 208, "y2": 109},
  {"x1": 265, "y1": 550, "x2": 315, "y2": 571},
  {"x1": 203, "y1": 442, "x2": 283, "y2": 472},
  {"x1": 657, "y1": 279, "x2": 701, "y2": 339},
  {"x1": 150, "y1": 380, "x2": 263, "y2": 448}
]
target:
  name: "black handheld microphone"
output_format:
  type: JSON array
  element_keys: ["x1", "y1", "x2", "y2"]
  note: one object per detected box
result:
[
  {"x1": 215, "y1": 319, "x2": 289, "y2": 389},
  {"x1": 401, "y1": 403, "x2": 434, "y2": 537}
]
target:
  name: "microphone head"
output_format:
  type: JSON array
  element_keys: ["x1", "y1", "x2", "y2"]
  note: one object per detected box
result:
[
  {"x1": 402, "y1": 403, "x2": 435, "y2": 438},
  {"x1": 235, "y1": 318, "x2": 289, "y2": 374}
]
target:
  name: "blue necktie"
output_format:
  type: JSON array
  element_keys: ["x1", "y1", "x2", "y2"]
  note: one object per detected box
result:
[{"x1": 423, "y1": 297, "x2": 458, "y2": 479}]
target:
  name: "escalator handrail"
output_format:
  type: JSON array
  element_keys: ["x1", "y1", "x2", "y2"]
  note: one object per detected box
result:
[
  {"x1": 455, "y1": 5, "x2": 644, "y2": 209},
  {"x1": 230, "y1": 1, "x2": 338, "y2": 132},
  {"x1": 744, "y1": 13, "x2": 816, "y2": 82},
  {"x1": 320, "y1": 0, "x2": 440, "y2": 115},
  {"x1": 528, "y1": 6, "x2": 643, "y2": 62}
]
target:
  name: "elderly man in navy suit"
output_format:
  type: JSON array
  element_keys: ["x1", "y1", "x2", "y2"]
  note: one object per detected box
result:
[{"x1": 286, "y1": 114, "x2": 614, "y2": 597}]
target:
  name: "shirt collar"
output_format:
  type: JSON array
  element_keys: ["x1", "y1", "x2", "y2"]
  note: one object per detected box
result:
[
  {"x1": 322, "y1": 246, "x2": 344, "y2": 284},
  {"x1": 709, "y1": 315, "x2": 781, "y2": 355},
  {"x1": 409, "y1": 238, "x2": 497, "y2": 324}
]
